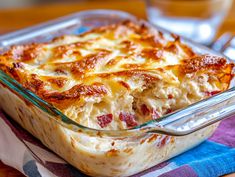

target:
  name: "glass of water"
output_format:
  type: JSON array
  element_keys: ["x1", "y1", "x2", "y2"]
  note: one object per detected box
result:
[{"x1": 146, "y1": 0, "x2": 233, "y2": 45}]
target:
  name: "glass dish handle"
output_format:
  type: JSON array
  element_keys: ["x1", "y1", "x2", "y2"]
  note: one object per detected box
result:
[
  {"x1": 212, "y1": 33, "x2": 235, "y2": 60},
  {"x1": 142, "y1": 87, "x2": 235, "y2": 136}
]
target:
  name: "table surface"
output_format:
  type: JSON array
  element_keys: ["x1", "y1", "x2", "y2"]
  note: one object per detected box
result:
[{"x1": 0, "y1": 0, "x2": 235, "y2": 176}]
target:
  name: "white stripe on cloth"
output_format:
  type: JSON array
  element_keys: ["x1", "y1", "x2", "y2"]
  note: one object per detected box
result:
[
  {"x1": 141, "y1": 162, "x2": 178, "y2": 177},
  {"x1": 36, "y1": 162, "x2": 57, "y2": 177},
  {"x1": 0, "y1": 117, "x2": 27, "y2": 175},
  {"x1": 24, "y1": 141, "x2": 66, "y2": 164}
]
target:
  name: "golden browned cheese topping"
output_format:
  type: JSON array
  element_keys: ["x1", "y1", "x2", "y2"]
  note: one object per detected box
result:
[{"x1": 0, "y1": 21, "x2": 233, "y2": 130}]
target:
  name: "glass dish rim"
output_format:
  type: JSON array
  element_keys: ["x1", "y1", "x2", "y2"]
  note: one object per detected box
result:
[{"x1": 0, "y1": 9, "x2": 234, "y2": 137}]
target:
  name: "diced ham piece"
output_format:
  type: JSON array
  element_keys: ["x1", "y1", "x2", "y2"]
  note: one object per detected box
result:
[
  {"x1": 119, "y1": 112, "x2": 138, "y2": 128},
  {"x1": 205, "y1": 90, "x2": 221, "y2": 96},
  {"x1": 141, "y1": 104, "x2": 150, "y2": 115},
  {"x1": 97, "y1": 114, "x2": 113, "y2": 128},
  {"x1": 165, "y1": 108, "x2": 173, "y2": 114},
  {"x1": 168, "y1": 94, "x2": 174, "y2": 99}
]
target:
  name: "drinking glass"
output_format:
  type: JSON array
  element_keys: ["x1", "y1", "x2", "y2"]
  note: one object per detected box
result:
[{"x1": 146, "y1": 0, "x2": 233, "y2": 45}]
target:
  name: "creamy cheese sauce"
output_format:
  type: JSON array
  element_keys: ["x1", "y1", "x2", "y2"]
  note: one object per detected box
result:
[{"x1": 0, "y1": 21, "x2": 233, "y2": 130}]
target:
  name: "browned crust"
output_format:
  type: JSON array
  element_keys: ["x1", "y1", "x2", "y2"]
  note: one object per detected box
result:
[
  {"x1": 140, "y1": 49, "x2": 163, "y2": 61},
  {"x1": 164, "y1": 42, "x2": 179, "y2": 54},
  {"x1": 24, "y1": 74, "x2": 44, "y2": 93},
  {"x1": 180, "y1": 55, "x2": 234, "y2": 74},
  {"x1": 3, "y1": 44, "x2": 44, "y2": 62},
  {"x1": 119, "y1": 40, "x2": 137, "y2": 53},
  {"x1": 96, "y1": 69, "x2": 160, "y2": 84},
  {"x1": 0, "y1": 20, "x2": 233, "y2": 108},
  {"x1": 46, "y1": 77, "x2": 68, "y2": 88},
  {"x1": 52, "y1": 51, "x2": 110, "y2": 77},
  {"x1": 118, "y1": 81, "x2": 130, "y2": 90},
  {"x1": 42, "y1": 83, "x2": 107, "y2": 102},
  {"x1": 53, "y1": 44, "x2": 82, "y2": 58}
]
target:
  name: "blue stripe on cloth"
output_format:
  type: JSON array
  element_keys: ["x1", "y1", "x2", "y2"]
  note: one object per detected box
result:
[{"x1": 169, "y1": 140, "x2": 235, "y2": 177}]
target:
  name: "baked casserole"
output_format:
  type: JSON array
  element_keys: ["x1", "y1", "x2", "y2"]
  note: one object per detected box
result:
[{"x1": 0, "y1": 20, "x2": 233, "y2": 176}]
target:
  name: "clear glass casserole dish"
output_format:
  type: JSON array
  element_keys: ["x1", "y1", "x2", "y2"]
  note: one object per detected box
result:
[{"x1": 0, "y1": 10, "x2": 234, "y2": 177}]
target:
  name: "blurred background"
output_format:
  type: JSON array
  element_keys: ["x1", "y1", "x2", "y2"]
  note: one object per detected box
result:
[
  {"x1": 0, "y1": 0, "x2": 234, "y2": 39},
  {"x1": 0, "y1": 0, "x2": 87, "y2": 8},
  {"x1": 0, "y1": 0, "x2": 234, "y2": 54},
  {"x1": 0, "y1": 0, "x2": 234, "y2": 37}
]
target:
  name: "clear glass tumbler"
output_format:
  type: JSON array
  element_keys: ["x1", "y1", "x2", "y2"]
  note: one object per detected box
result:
[{"x1": 146, "y1": 0, "x2": 233, "y2": 45}]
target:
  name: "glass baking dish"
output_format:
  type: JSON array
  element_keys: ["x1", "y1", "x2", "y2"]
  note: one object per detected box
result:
[{"x1": 0, "y1": 10, "x2": 234, "y2": 176}]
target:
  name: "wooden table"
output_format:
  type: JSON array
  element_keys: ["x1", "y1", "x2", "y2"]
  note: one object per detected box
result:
[{"x1": 0, "y1": 0, "x2": 235, "y2": 176}]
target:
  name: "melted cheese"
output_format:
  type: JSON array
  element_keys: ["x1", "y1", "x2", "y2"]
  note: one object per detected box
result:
[{"x1": 0, "y1": 21, "x2": 233, "y2": 130}]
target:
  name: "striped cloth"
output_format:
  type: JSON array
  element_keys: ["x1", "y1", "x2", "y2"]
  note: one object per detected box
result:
[{"x1": 0, "y1": 111, "x2": 235, "y2": 177}]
